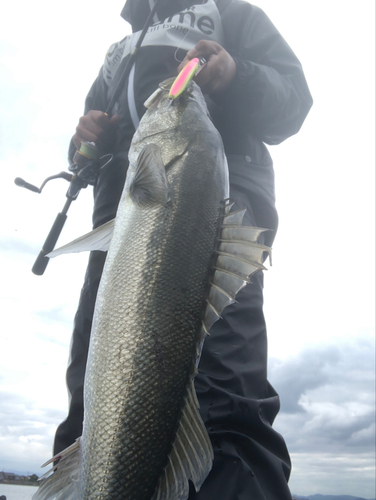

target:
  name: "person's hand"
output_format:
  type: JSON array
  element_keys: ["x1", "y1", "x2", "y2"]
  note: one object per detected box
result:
[
  {"x1": 72, "y1": 110, "x2": 120, "y2": 151},
  {"x1": 177, "y1": 40, "x2": 236, "y2": 96}
]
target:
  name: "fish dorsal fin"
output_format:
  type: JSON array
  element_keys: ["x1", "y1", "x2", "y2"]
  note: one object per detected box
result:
[
  {"x1": 129, "y1": 144, "x2": 169, "y2": 206},
  {"x1": 47, "y1": 219, "x2": 115, "y2": 258},
  {"x1": 201, "y1": 207, "x2": 271, "y2": 334},
  {"x1": 151, "y1": 381, "x2": 213, "y2": 500}
]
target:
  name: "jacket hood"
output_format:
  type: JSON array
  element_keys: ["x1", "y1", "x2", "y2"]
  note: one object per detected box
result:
[{"x1": 121, "y1": 0, "x2": 210, "y2": 32}]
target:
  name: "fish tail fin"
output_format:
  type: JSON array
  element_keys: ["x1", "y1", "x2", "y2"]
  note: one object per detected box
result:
[
  {"x1": 152, "y1": 381, "x2": 213, "y2": 500},
  {"x1": 32, "y1": 438, "x2": 81, "y2": 500}
]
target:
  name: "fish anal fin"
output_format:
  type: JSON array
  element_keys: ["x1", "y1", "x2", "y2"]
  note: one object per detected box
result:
[
  {"x1": 152, "y1": 381, "x2": 213, "y2": 500},
  {"x1": 129, "y1": 144, "x2": 169, "y2": 206}
]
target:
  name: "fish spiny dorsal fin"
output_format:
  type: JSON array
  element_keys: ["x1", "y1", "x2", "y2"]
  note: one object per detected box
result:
[
  {"x1": 151, "y1": 381, "x2": 213, "y2": 500},
  {"x1": 224, "y1": 199, "x2": 234, "y2": 214},
  {"x1": 202, "y1": 300, "x2": 221, "y2": 333},
  {"x1": 32, "y1": 438, "x2": 81, "y2": 500},
  {"x1": 201, "y1": 206, "x2": 271, "y2": 335},
  {"x1": 207, "y1": 284, "x2": 236, "y2": 317},
  {"x1": 222, "y1": 207, "x2": 246, "y2": 225},
  {"x1": 221, "y1": 225, "x2": 269, "y2": 243},
  {"x1": 218, "y1": 241, "x2": 271, "y2": 265},
  {"x1": 129, "y1": 143, "x2": 170, "y2": 206}
]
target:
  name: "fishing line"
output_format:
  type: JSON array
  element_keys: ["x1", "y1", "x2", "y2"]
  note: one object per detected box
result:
[
  {"x1": 173, "y1": 0, "x2": 212, "y2": 63},
  {"x1": 174, "y1": 28, "x2": 192, "y2": 63}
]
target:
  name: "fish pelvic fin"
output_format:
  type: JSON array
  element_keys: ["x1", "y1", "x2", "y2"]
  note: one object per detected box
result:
[
  {"x1": 152, "y1": 381, "x2": 213, "y2": 500},
  {"x1": 202, "y1": 206, "x2": 272, "y2": 333},
  {"x1": 129, "y1": 143, "x2": 170, "y2": 206},
  {"x1": 47, "y1": 219, "x2": 115, "y2": 258},
  {"x1": 32, "y1": 438, "x2": 81, "y2": 500}
]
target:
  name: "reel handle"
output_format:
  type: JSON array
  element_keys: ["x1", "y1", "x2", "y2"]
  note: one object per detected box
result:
[{"x1": 27, "y1": 142, "x2": 101, "y2": 275}]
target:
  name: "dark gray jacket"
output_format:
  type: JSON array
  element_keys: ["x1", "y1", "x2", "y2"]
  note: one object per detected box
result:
[{"x1": 70, "y1": 0, "x2": 312, "y2": 245}]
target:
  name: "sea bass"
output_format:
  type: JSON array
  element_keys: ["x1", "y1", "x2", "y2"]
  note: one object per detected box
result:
[{"x1": 34, "y1": 79, "x2": 270, "y2": 500}]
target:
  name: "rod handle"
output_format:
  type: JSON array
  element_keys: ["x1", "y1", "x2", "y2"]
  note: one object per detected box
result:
[{"x1": 32, "y1": 212, "x2": 67, "y2": 275}]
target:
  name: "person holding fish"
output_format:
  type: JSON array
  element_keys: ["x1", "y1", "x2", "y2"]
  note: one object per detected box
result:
[{"x1": 49, "y1": 1, "x2": 312, "y2": 499}]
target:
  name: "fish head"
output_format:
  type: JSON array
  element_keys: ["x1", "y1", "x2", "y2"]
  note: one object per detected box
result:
[
  {"x1": 123, "y1": 78, "x2": 228, "y2": 212},
  {"x1": 126, "y1": 79, "x2": 210, "y2": 197},
  {"x1": 129, "y1": 79, "x2": 208, "y2": 162}
]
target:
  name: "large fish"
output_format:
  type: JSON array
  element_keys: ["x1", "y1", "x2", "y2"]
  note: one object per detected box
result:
[{"x1": 33, "y1": 79, "x2": 270, "y2": 500}]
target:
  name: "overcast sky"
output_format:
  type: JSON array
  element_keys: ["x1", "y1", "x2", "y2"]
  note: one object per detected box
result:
[{"x1": 0, "y1": 1, "x2": 375, "y2": 498}]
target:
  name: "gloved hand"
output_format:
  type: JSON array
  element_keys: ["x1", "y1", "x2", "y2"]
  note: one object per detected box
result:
[{"x1": 177, "y1": 40, "x2": 236, "y2": 96}]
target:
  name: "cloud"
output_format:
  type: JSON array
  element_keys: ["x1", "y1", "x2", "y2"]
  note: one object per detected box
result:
[
  {"x1": 269, "y1": 345, "x2": 341, "y2": 414},
  {"x1": 0, "y1": 391, "x2": 66, "y2": 473},
  {"x1": 268, "y1": 338, "x2": 375, "y2": 497},
  {"x1": 269, "y1": 338, "x2": 375, "y2": 451},
  {"x1": 288, "y1": 452, "x2": 376, "y2": 499}
]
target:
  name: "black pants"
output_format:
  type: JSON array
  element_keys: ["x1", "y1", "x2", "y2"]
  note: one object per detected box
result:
[{"x1": 54, "y1": 200, "x2": 292, "y2": 500}]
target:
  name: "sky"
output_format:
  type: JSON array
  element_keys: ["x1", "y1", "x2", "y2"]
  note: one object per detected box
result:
[{"x1": 0, "y1": 0, "x2": 375, "y2": 498}]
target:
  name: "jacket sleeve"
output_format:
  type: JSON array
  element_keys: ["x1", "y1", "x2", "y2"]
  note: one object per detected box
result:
[{"x1": 219, "y1": 1, "x2": 313, "y2": 145}]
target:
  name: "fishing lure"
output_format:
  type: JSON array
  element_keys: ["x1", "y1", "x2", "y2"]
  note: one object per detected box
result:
[{"x1": 169, "y1": 57, "x2": 206, "y2": 101}]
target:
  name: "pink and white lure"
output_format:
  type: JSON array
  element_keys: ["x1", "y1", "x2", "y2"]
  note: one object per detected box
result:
[{"x1": 169, "y1": 57, "x2": 206, "y2": 101}]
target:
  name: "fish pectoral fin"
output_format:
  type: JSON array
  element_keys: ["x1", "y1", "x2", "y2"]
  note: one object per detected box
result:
[
  {"x1": 152, "y1": 381, "x2": 213, "y2": 500},
  {"x1": 32, "y1": 438, "x2": 81, "y2": 500},
  {"x1": 129, "y1": 144, "x2": 170, "y2": 207},
  {"x1": 47, "y1": 219, "x2": 115, "y2": 258}
]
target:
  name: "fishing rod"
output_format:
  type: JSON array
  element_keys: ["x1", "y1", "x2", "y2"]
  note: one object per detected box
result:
[
  {"x1": 15, "y1": 142, "x2": 111, "y2": 276},
  {"x1": 14, "y1": 0, "x2": 166, "y2": 276}
]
